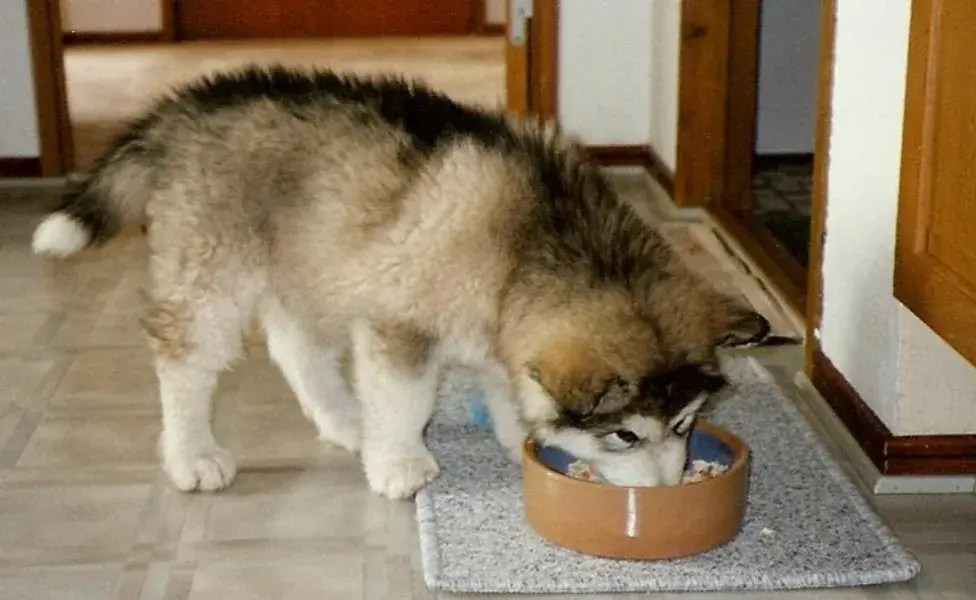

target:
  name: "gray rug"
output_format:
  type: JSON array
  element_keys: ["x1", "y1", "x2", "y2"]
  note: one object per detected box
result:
[{"x1": 415, "y1": 358, "x2": 921, "y2": 594}]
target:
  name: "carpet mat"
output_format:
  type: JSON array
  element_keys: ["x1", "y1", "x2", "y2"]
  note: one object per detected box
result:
[{"x1": 415, "y1": 358, "x2": 921, "y2": 594}]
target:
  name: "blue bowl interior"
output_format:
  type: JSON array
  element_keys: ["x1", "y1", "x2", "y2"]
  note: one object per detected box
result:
[{"x1": 533, "y1": 427, "x2": 734, "y2": 482}]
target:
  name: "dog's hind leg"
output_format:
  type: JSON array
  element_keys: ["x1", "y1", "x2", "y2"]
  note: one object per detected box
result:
[
  {"x1": 144, "y1": 268, "x2": 263, "y2": 492},
  {"x1": 351, "y1": 319, "x2": 440, "y2": 500},
  {"x1": 260, "y1": 297, "x2": 360, "y2": 453}
]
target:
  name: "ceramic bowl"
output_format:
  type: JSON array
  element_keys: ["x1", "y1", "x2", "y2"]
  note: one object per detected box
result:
[{"x1": 521, "y1": 420, "x2": 750, "y2": 560}]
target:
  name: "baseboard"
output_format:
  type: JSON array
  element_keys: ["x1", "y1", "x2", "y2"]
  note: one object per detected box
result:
[
  {"x1": 0, "y1": 157, "x2": 42, "y2": 179},
  {"x1": 753, "y1": 152, "x2": 815, "y2": 170},
  {"x1": 793, "y1": 372, "x2": 976, "y2": 494},
  {"x1": 478, "y1": 24, "x2": 505, "y2": 35},
  {"x1": 63, "y1": 31, "x2": 169, "y2": 45},
  {"x1": 811, "y1": 349, "x2": 976, "y2": 476},
  {"x1": 586, "y1": 144, "x2": 675, "y2": 199}
]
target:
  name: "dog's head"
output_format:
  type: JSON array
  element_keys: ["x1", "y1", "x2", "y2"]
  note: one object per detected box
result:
[{"x1": 501, "y1": 285, "x2": 768, "y2": 487}]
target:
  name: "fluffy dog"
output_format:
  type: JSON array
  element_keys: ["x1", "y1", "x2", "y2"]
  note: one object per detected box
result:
[{"x1": 32, "y1": 66, "x2": 769, "y2": 499}]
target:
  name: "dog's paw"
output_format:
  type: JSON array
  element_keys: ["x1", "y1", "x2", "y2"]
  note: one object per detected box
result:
[
  {"x1": 363, "y1": 447, "x2": 440, "y2": 500},
  {"x1": 162, "y1": 441, "x2": 237, "y2": 492}
]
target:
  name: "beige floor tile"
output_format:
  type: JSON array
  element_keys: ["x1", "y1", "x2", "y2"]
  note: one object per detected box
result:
[
  {"x1": 199, "y1": 469, "x2": 368, "y2": 543},
  {"x1": 49, "y1": 309, "x2": 148, "y2": 349},
  {"x1": 51, "y1": 347, "x2": 158, "y2": 409},
  {"x1": 0, "y1": 565, "x2": 124, "y2": 600},
  {"x1": 0, "y1": 483, "x2": 150, "y2": 564},
  {"x1": 0, "y1": 313, "x2": 61, "y2": 353},
  {"x1": 184, "y1": 556, "x2": 364, "y2": 600},
  {"x1": 16, "y1": 410, "x2": 160, "y2": 469},
  {"x1": 214, "y1": 404, "x2": 328, "y2": 465},
  {"x1": 0, "y1": 357, "x2": 61, "y2": 409}
]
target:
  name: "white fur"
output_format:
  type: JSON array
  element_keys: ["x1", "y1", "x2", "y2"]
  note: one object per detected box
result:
[
  {"x1": 261, "y1": 298, "x2": 360, "y2": 452},
  {"x1": 157, "y1": 359, "x2": 237, "y2": 491},
  {"x1": 31, "y1": 212, "x2": 90, "y2": 256},
  {"x1": 352, "y1": 319, "x2": 440, "y2": 500},
  {"x1": 153, "y1": 275, "x2": 264, "y2": 492},
  {"x1": 476, "y1": 363, "x2": 528, "y2": 463},
  {"x1": 526, "y1": 380, "x2": 704, "y2": 487}
]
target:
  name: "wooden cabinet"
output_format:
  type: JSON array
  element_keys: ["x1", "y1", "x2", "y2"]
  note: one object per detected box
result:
[
  {"x1": 176, "y1": 0, "x2": 478, "y2": 39},
  {"x1": 895, "y1": 0, "x2": 976, "y2": 367}
]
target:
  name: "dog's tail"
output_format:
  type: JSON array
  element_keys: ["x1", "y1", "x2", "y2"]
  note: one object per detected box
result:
[{"x1": 32, "y1": 127, "x2": 156, "y2": 257}]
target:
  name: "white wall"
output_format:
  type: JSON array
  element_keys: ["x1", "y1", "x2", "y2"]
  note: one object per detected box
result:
[
  {"x1": 61, "y1": 0, "x2": 162, "y2": 33},
  {"x1": 755, "y1": 1, "x2": 820, "y2": 154},
  {"x1": 0, "y1": 0, "x2": 40, "y2": 158},
  {"x1": 648, "y1": 0, "x2": 680, "y2": 172},
  {"x1": 819, "y1": 0, "x2": 976, "y2": 435},
  {"x1": 558, "y1": 0, "x2": 651, "y2": 146}
]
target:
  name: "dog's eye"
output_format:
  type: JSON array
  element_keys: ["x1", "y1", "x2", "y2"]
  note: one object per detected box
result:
[{"x1": 612, "y1": 429, "x2": 641, "y2": 445}]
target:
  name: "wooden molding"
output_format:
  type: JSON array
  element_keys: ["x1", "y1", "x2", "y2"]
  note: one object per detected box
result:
[
  {"x1": 0, "y1": 157, "x2": 43, "y2": 179},
  {"x1": 675, "y1": 0, "x2": 732, "y2": 208},
  {"x1": 585, "y1": 145, "x2": 675, "y2": 198},
  {"x1": 805, "y1": 0, "x2": 837, "y2": 373},
  {"x1": 63, "y1": 31, "x2": 171, "y2": 45},
  {"x1": 811, "y1": 349, "x2": 976, "y2": 475},
  {"x1": 26, "y1": 0, "x2": 72, "y2": 176},
  {"x1": 645, "y1": 145, "x2": 675, "y2": 199},
  {"x1": 585, "y1": 145, "x2": 652, "y2": 166}
]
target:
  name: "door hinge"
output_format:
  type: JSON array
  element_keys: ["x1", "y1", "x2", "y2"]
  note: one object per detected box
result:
[{"x1": 508, "y1": 0, "x2": 533, "y2": 46}]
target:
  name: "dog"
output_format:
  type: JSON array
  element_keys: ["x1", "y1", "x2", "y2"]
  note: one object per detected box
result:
[{"x1": 32, "y1": 65, "x2": 769, "y2": 499}]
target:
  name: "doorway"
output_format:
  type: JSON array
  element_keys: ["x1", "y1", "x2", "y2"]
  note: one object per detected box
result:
[
  {"x1": 28, "y1": 0, "x2": 558, "y2": 174},
  {"x1": 674, "y1": 0, "x2": 828, "y2": 319}
]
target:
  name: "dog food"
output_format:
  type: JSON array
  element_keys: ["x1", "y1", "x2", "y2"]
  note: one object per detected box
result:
[{"x1": 680, "y1": 459, "x2": 729, "y2": 483}]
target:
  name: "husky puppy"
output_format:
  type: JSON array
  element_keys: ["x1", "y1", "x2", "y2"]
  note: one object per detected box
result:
[{"x1": 32, "y1": 66, "x2": 769, "y2": 499}]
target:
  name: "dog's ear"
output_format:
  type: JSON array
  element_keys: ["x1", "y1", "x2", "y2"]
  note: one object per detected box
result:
[
  {"x1": 716, "y1": 308, "x2": 771, "y2": 348},
  {"x1": 644, "y1": 364, "x2": 728, "y2": 435},
  {"x1": 529, "y1": 360, "x2": 636, "y2": 419}
]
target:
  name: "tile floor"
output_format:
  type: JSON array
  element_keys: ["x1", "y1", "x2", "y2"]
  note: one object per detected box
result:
[
  {"x1": 64, "y1": 37, "x2": 505, "y2": 169},
  {"x1": 1, "y1": 178, "x2": 974, "y2": 600},
  {"x1": 752, "y1": 156, "x2": 814, "y2": 267},
  {"x1": 0, "y1": 35, "x2": 970, "y2": 600}
]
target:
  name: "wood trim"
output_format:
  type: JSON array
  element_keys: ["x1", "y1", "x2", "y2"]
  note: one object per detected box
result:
[
  {"x1": 0, "y1": 158, "x2": 43, "y2": 179},
  {"x1": 805, "y1": 0, "x2": 837, "y2": 373},
  {"x1": 709, "y1": 207, "x2": 807, "y2": 313},
  {"x1": 811, "y1": 349, "x2": 976, "y2": 475},
  {"x1": 675, "y1": 0, "x2": 732, "y2": 208},
  {"x1": 529, "y1": 0, "x2": 558, "y2": 120},
  {"x1": 645, "y1": 146, "x2": 675, "y2": 199},
  {"x1": 26, "y1": 0, "x2": 72, "y2": 176},
  {"x1": 63, "y1": 31, "x2": 171, "y2": 45},
  {"x1": 584, "y1": 145, "x2": 675, "y2": 198},
  {"x1": 480, "y1": 23, "x2": 505, "y2": 35},
  {"x1": 585, "y1": 145, "x2": 651, "y2": 166},
  {"x1": 161, "y1": 0, "x2": 176, "y2": 41},
  {"x1": 724, "y1": 0, "x2": 761, "y2": 214}
]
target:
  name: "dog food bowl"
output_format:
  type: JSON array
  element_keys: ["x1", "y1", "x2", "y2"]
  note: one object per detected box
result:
[{"x1": 522, "y1": 420, "x2": 750, "y2": 560}]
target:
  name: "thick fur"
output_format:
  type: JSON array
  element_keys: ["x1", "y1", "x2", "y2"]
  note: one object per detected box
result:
[{"x1": 33, "y1": 65, "x2": 769, "y2": 497}]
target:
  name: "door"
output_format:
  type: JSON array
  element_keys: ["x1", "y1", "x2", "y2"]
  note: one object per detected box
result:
[
  {"x1": 895, "y1": 0, "x2": 976, "y2": 367},
  {"x1": 505, "y1": 0, "x2": 557, "y2": 119},
  {"x1": 176, "y1": 0, "x2": 479, "y2": 39}
]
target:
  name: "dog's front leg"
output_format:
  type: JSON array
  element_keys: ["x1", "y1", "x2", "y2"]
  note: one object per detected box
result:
[{"x1": 351, "y1": 319, "x2": 440, "y2": 500}]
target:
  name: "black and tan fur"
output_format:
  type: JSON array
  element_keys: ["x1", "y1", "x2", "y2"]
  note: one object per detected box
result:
[{"x1": 32, "y1": 65, "x2": 768, "y2": 498}]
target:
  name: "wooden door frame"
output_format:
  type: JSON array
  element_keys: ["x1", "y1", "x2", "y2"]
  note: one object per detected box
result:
[
  {"x1": 25, "y1": 0, "x2": 557, "y2": 178},
  {"x1": 506, "y1": 0, "x2": 558, "y2": 120},
  {"x1": 63, "y1": 0, "x2": 175, "y2": 44},
  {"x1": 675, "y1": 0, "x2": 809, "y2": 314},
  {"x1": 26, "y1": 0, "x2": 73, "y2": 177}
]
